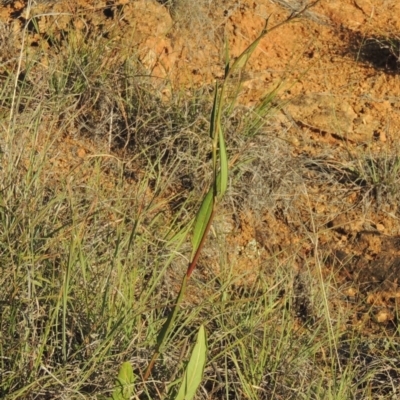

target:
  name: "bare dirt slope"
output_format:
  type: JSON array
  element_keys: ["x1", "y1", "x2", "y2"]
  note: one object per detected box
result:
[
  {"x1": 1, "y1": 0, "x2": 400, "y2": 327},
  {"x1": 2, "y1": 0, "x2": 400, "y2": 147}
]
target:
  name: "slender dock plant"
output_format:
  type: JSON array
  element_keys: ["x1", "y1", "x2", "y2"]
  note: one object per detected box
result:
[
  {"x1": 140, "y1": 20, "x2": 270, "y2": 394},
  {"x1": 109, "y1": 3, "x2": 321, "y2": 398}
]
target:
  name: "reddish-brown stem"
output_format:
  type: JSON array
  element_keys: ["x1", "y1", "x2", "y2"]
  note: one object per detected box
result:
[
  {"x1": 143, "y1": 350, "x2": 159, "y2": 381},
  {"x1": 144, "y1": 204, "x2": 215, "y2": 381}
]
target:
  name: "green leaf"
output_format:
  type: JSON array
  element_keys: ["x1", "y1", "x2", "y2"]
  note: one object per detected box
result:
[
  {"x1": 108, "y1": 361, "x2": 135, "y2": 400},
  {"x1": 217, "y1": 124, "x2": 228, "y2": 198},
  {"x1": 209, "y1": 82, "x2": 219, "y2": 139},
  {"x1": 191, "y1": 188, "x2": 213, "y2": 262},
  {"x1": 230, "y1": 18, "x2": 268, "y2": 75},
  {"x1": 174, "y1": 325, "x2": 208, "y2": 400},
  {"x1": 224, "y1": 37, "x2": 231, "y2": 79}
]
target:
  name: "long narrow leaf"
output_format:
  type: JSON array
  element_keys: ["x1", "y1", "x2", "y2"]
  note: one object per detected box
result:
[
  {"x1": 224, "y1": 37, "x2": 230, "y2": 78},
  {"x1": 174, "y1": 325, "x2": 208, "y2": 400},
  {"x1": 209, "y1": 81, "x2": 219, "y2": 139},
  {"x1": 224, "y1": 19, "x2": 269, "y2": 113},
  {"x1": 230, "y1": 18, "x2": 269, "y2": 76},
  {"x1": 217, "y1": 123, "x2": 228, "y2": 198},
  {"x1": 191, "y1": 188, "x2": 213, "y2": 262}
]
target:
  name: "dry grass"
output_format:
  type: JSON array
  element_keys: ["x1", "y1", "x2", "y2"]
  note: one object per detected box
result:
[{"x1": 1, "y1": 2, "x2": 400, "y2": 399}]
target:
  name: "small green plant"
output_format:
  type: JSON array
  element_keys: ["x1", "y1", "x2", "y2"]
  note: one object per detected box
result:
[
  {"x1": 108, "y1": 362, "x2": 135, "y2": 400},
  {"x1": 108, "y1": 4, "x2": 323, "y2": 397},
  {"x1": 142, "y1": 19, "x2": 270, "y2": 386},
  {"x1": 105, "y1": 19, "x2": 274, "y2": 399}
]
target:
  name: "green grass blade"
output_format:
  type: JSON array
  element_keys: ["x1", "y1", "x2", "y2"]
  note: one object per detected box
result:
[
  {"x1": 218, "y1": 123, "x2": 228, "y2": 198},
  {"x1": 174, "y1": 325, "x2": 208, "y2": 400},
  {"x1": 224, "y1": 19, "x2": 269, "y2": 114},
  {"x1": 230, "y1": 19, "x2": 268, "y2": 75},
  {"x1": 209, "y1": 82, "x2": 219, "y2": 139},
  {"x1": 191, "y1": 188, "x2": 213, "y2": 262},
  {"x1": 224, "y1": 37, "x2": 231, "y2": 79}
]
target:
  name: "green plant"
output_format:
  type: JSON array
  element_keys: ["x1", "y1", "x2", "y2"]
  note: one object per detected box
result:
[
  {"x1": 141, "y1": 18, "x2": 270, "y2": 387},
  {"x1": 108, "y1": 362, "x2": 135, "y2": 400},
  {"x1": 108, "y1": 4, "x2": 327, "y2": 398}
]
